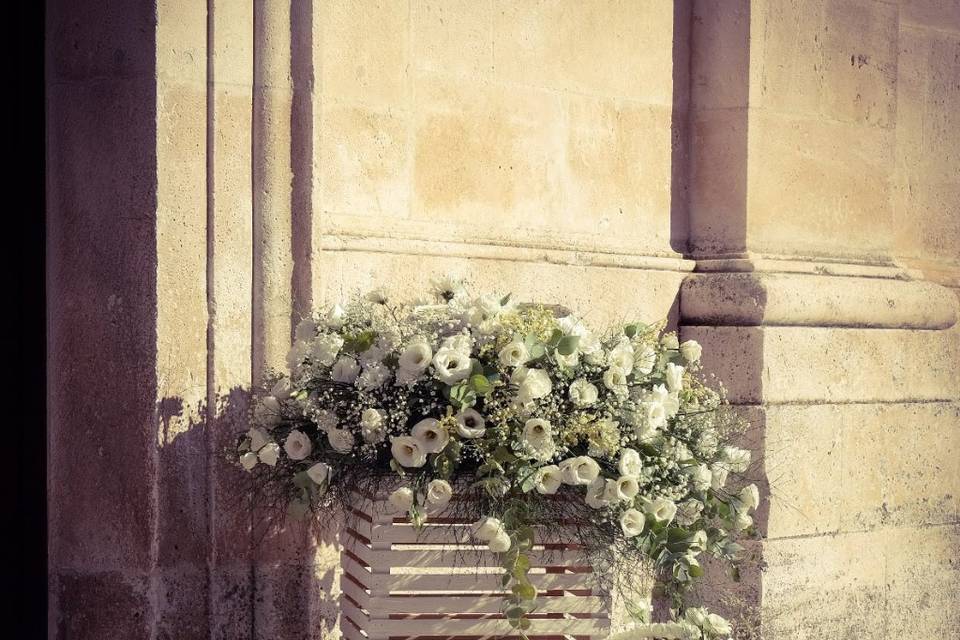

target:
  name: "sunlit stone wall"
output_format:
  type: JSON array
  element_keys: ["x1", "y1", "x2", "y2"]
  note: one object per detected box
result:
[{"x1": 47, "y1": 1, "x2": 958, "y2": 638}]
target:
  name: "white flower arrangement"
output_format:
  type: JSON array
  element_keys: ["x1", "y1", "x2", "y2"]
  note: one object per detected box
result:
[{"x1": 235, "y1": 285, "x2": 757, "y2": 635}]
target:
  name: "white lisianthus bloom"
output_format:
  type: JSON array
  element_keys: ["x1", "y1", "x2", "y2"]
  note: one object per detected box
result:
[
  {"x1": 559, "y1": 456, "x2": 601, "y2": 486},
  {"x1": 358, "y1": 363, "x2": 391, "y2": 390},
  {"x1": 608, "y1": 340, "x2": 635, "y2": 375},
  {"x1": 247, "y1": 427, "x2": 271, "y2": 452},
  {"x1": 360, "y1": 408, "x2": 385, "y2": 444},
  {"x1": 311, "y1": 334, "x2": 344, "y2": 367},
  {"x1": 254, "y1": 395, "x2": 282, "y2": 428},
  {"x1": 426, "y1": 479, "x2": 454, "y2": 509},
  {"x1": 645, "y1": 498, "x2": 678, "y2": 524},
  {"x1": 397, "y1": 340, "x2": 433, "y2": 382},
  {"x1": 286, "y1": 339, "x2": 311, "y2": 371},
  {"x1": 676, "y1": 499, "x2": 705, "y2": 526},
  {"x1": 585, "y1": 478, "x2": 610, "y2": 509},
  {"x1": 441, "y1": 333, "x2": 474, "y2": 355},
  {"x1": 522, "y1": 418, "x2": 556, "y2": 462},
  {"x1": 641, "y1": 401, "x2": 668, "y2": 432},
  {"x1": 327, "y1": 428, "x2": 354, "y2": 454},
  {"x1": 634, "y1": 346, "x2": 657, "y2": 376},
  {"x1": 534, "y1": 465, "x2": 563, "y2": 495},
  {"x1": 432, "y1": 347, "x2": 472, "y2": 384},
  {"x1": 646, "y1": 384, "x2": 680, "y2": 418},
  {"x1": 661, "y1": 333, "x2": 680, "y2": 350},
  {"x1": 411, "y1": 418, "x2": 449, "y2": 454},
  {"x1": 664, "y1": 362, "x2": 685, "y2": 393},
  {"x1": 306, "y1": 462, "x2": 332, "y2": 485},
  {"x1": 388, "y1": 486, "x2": 414, "y2": 512},
  {"x1": 687, "y1": 464, "x2": 713, "y2": 492},
  {"x1": 391, "y1": 436, "x2": 427, "y2": 468},
  {"x1": 618, "y1": 448, "x2": 642, "y2": 477},
  {"x1": 331, "y1": 356, "x2": 361, "y2": 383},
  {"x1": 683, "y1": 608, "x2": 709, "y2": 629},
  {"x1": 471, "y1": 516, "x2": 504, "y2": 541},
  {"x1": 270, "y1": 377, "x2": 292, "y2": 401},
  {"x1": 733, "y1": 510, "x2": 753, "y2": 532},
  {"x1": 463, "y1": 294, "x2": 508, "y2": 329},
  {"x1": 498, "y1": 340, "x2": 529, "y2": 367},
  {"x1": 710, "y1": 463, "x2": 730, "y2": 490},
  {"x1": 704, "y1": 613, "x2": 732, "y2": 636},
  {"x1": 620, "y1": 508, "x2": 645, "y2": 537},
  {"x1": 294, "y1": 317, "x2": 318, "y2": 341},
  {"x1": 240, "y1": 451, "x2": 258, "y2": 471},
  {"x1": 455, "y1": 409, "x2": 486, "y2": 439},
  {"x1": 738, "y1": 483, "x2": 760, "y2": 511},
  {"x1": 603, "y1": 365, "x2": 629, "y2": 395},
  {"x1": 679, "y1": 339, "x2": 702, "y2": 364},
  {"x1": 324, "y1": 303, "x2": 345, "y2": 329},
  {"x1": 558, "y1": 316, "x2": 601, "y2": 358},
  {"x1": 569, "y1": 378, "x2": 599, "y2": 406},
  {"x1": 555, "y1": 350, "x2": 580, "y2": 369},
  {"x1": 488, "y1": 530, "x2": 512, "y2": 553},
  {"x1": 258, "y1": 442, "x2": 280, "y2": 466},
  {"x1": 513, "y1": 367, "x2": 552, "y2": 403},
  {"x1": 615, "y1": 475, "x2": 640, "y2": 501},
  {"x1": 721, "y1": 446, "x2": 752, "y2": 473},
  {"x1": 283, "y1": 430, "x2": 313, "y2": 460}
]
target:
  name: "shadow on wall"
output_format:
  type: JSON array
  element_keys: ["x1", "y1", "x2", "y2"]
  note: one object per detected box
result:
[{"x1": 154, "y1": 387, "x2": 342, "y2": 640}]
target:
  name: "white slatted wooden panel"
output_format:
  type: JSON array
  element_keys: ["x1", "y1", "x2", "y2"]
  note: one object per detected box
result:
[{"x1": 340, "y1": 497, "x2": 609, "y2": 639}]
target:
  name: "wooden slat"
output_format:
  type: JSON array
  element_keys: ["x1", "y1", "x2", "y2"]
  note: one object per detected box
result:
[
  {"x1": 364, "y1": 615, "x2": 609, "y2": 636},
  {"x1": 343, "y1": 536, "x2": 589, "y2": 569}
]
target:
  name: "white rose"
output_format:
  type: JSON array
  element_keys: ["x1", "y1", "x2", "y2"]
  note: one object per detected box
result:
[
  {"x1": 687, "y1": 464, "x2": 712, "y2": 492},
  {"x1": 608, "y1": 340, "x2": 635, "y2": 375},
  {"x1": 534, "y1": 465, "x2": 563, "y2": 495},
  {"x1": 559, "y1": 456, "x2": 601, "y2": 486},
  {"x1": 710, "y1": 463, "x2": 730, "y2": 490},
  {"x1": 722, "y1": 446, "x2": 752, "y2": 473},
  {"x1": 455, "y1": 409, "x2": 486, "y2": 439},
  {"x1": 240, "y1": 451, "x2": 258, "y2": 471},
  {"x1": 618, "y1": 448, "x2": 642, "y2": 477},
  {"x1": 620, "y1": 508, "x2": 645, "y2": 537},
  {"x1": 738, "y1": 483, "x2": 760, "y2": 511},
  {"x1": 568, "y1": 378, "x2": 598, "y2": 406},
  {"x1": 360, "y1": 408, "x2": 385, "y2": 444},
  {"x1": 324, "y1": 303, "x2": 345, "y2": 329},
  {"x1": 432, "y1": 347, "x2": 472, "y2": 384},
  {"x1": 487, "y1": 530, "x2": 512, "y2": 553},
  {"x1": 247, "y1": 427, "x2": 271, "y2": 452},
  {"x1": 286, "y1": 339, "x2": 310, "y2": 371},
  {"x1": 603, "y1": 365, "x2": 629, "y2": 395},
  {"x1": 634, "y1": 346, "x2": 657, "y2": 376},
  {"x1": 258, "y1": 442, "x2": 280, "y2": 466},
  {"x1": 311, "y1": 334, "x2": 344, "y2": 367},
  {"x1": 358, "y1": 363, "x2": 390, "y2": 390},
  {"x1": 411, "y1": 418, "x2": 449, "y2": 454},
  {"x1": 646, "y1": 498, "x2": 678, "y2": 524},
  {"x1": 679, "y1": 339, "x2": 702, "y2": 364},
  {"x1": 294, "y1": 317, "x2": 318, "y2": 341},
  {"x1": 391, "y1": 436, "x2": 427, "y2": 468},
  {"x1": 283, "y1": 430, "x2": 312, "y2": 460},
  {"x1": 306, "y1": 462, "x2": 332, "y2": 485},
  {"x1": 614, "y1": 475, "x2": 640, "y2": 501},
  {"x1": 398, "y1": 340, "x2": 433, "y2": 374},
  {"x1": 254, "y1": 395, "x2": 282, "y2": 428},
  {"x1": 327, "y1": 428, "x2": 354, "y2": 454},
  {"x1": 665, "y1": 362, "x2": 685, "y2": 392},
  {"x1": 331, "y1": 356, "x2": 361, "y2": 383},
  {"x1": 388, "y1": 486, "x2": 414, "y2": 512},
  {"x1": 426, "y1": 479, "x2": 453, "y2": 509},
  {"x1": 471, "y1": 516, "x2": 504, "y2": 541},
  {"x1": 498, "y1": 340, "x2": 529, "y2": 367},
  {"x1": 270, "y1": 377, "x2": 292, "y2": 401},
  {"x1": 661, "y1": 333, "x2": 680, "y2": 350},
  {"x1": 514, "y1": 368, "x2": 552, "y2": 402}
]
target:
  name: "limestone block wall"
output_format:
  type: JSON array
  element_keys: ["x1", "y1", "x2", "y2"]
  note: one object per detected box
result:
[{"x1": 47, "y1": 1, "x2": 958, "y2": 639}]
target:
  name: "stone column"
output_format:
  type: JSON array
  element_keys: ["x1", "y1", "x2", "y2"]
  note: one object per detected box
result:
[{"x1": 682, "y1": 1, "x2": 960, "y2": 637}]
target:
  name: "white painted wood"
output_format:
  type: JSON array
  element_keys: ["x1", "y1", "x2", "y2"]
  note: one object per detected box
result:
[{"x1": 340, "y1": 496, "x2": 608, "y2": 638}]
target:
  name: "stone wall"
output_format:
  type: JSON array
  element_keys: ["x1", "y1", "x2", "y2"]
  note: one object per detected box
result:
[{"x1": 47, "y1": 1, "x2": 959, "y2": 638}]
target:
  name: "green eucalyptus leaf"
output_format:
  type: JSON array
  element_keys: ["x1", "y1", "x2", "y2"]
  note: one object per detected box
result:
[
  {"x1": 557, "y1": 335, "x2": 580, "y2": 355},
  {"x1": 469, "y1": 374, "x2": 493, "y2": 396}
]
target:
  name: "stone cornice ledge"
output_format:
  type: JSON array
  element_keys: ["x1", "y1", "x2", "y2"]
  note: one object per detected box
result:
[{"x1": 681, "y1": 270, "x2": 958, "y2": 330}]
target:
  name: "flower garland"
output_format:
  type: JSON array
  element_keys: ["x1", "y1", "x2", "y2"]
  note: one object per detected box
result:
[{"x1": 236, "y1": 281, "x2": 757, "y2": 638}]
